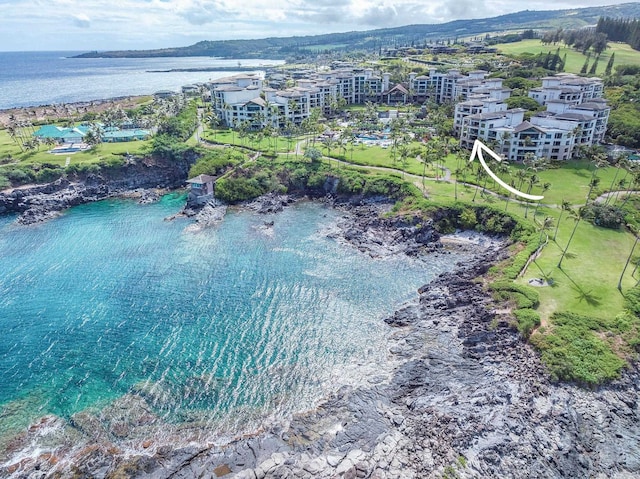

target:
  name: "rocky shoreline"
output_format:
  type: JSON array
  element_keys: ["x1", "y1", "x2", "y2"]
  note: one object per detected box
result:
[
  {"x1": 142, "y1": 239, "x2": 639, "y2": 479},
  {"x1": 1, "y1": 193, "x2": 639, "y2": 478},
  {"x1": 0, "y1": 155, "x2": 196, "y2": 225}
]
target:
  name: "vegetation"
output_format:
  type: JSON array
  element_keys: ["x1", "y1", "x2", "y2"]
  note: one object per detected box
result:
[
  {"x1": 597, "y1": 17, "x2": 640, "y2": 51},
  {"x1": 188, "y1": 149, "x2": 245, "y2": 178},
  {"x1": 530, "y1": 311, "x2": 636, "y2": 384},
  {"x1": 149, "y1": 101, "x2": 199, "y2": 161},
  {"x1": 605, "y1": 84, "x2": 640, "y2": 147},
  {"x1": 496, "y1": 39, "x2": 640, "y2": 75},
  {"x1": 212, "y1": 156, "x2": 417, "y2": 204},
  {"x1": 71, "y1": 4, "x2": 640, "y2": 59}
]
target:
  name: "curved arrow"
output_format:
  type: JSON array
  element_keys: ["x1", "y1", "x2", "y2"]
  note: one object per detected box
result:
[{"x1": 469, "y1": 139, "x2": 544, "y2": 201}]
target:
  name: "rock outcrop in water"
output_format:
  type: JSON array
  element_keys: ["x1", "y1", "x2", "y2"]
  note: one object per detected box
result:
[
  {"x1": 3, "y1": 205, "x2": 639, "y2": 478},
  {"x1": 0, "y1": 155, "x2": 196, "y2": 225}
]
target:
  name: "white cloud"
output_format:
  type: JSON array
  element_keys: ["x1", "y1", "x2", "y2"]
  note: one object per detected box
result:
[
  {"x1": 0, "y1": 0, "x2": 635, "y2": 51},
  {"x1": 73, "y1": 13, "x2": 91, "y2": 28}
]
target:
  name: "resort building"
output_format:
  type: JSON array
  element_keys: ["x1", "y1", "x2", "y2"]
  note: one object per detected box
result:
[
  {"x1": 409, "y1": 69, "x2": 511, "y2": 104},
  {"x1": 207, "y1": 68, "x2": 609, "y2": 163},
  {"x1": 33, "y1": 124, "x2": 150, "y2": 147},
  {"x1": 34, "y1": 125, "x2": 90, "y2": 144},
  {"x1": 457, "y1": 74, "x2": 610, "y2": 162},
  {"x1": 528, "y1": 74, "x2": 605, "y2": 106},
  {"x1": 208, "y1": 69, "x2": 390, "y2": 129}
]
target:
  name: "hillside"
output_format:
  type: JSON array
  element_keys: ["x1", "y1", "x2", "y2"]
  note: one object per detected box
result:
[{"x1": 75, "y1": 3, "x2": 640, "y2": 59}]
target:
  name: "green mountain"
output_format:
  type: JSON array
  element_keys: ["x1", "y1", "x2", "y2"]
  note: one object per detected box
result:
[{"x1": 74, "y1": 3, "x2": 640, "y2": 59}]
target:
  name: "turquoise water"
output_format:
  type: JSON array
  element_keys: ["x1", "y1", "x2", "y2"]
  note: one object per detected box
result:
[{"x1": 0, "y1": 197, "x2": 462, "y2": 441}]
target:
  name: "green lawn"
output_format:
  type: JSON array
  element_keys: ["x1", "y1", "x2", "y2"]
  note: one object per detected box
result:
[
  {"x1": 202, "y1": 129, "x2": 298, "y2": 154},
  {"x1": 425, "y1": 158, "x2": 639, "y2": 327},
  {"x1": 0, "y1": 128, "x2": 149, "y2": 168},
  {"x1": 494, "y1": 39, "x2": 640, "y2": 75}
]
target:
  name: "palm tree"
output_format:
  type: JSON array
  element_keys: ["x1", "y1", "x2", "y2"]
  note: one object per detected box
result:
[
  {"x1": 553, "y1": 200, "x2": 572, "y2": 241},
  {"x1": 533, "y1": 182, "x2": 551, "y2": 219},
  {"x1": 538, "y1": 216, "x2": 555, "y2": 246},
  {"x1": 454, "y1": 167, "x2": 464, "y2": 201},
  {"x1": 262, "y1": 124, "x2": 274, "y2": 153},
  {"x1": 342, "y1": 126, "x2": 357, "y2": 163},
  {"x1": 604, "y1": 158, "x2": 625, "y2": 206},
  {"x1": 420, "y1": 145, "x2": 432, "y2": 190},
  {"x1": 237, "y1": 120, "x2": 250, "y2": 146},
  {"x1": 321, "y1": 135, "x2": 336, "y2": 167},
  {"x1": 586, "y1": 176, "x2": 601, "y2": 204},
  {"x1": 207, "y1": 113, "x2": 221, "y2": 139},
  {"x1": 558, "y1": 207, "x2": 592, "y2": 269},
  {"x1": 282, "y1": 120, "x2": 294, "y2": 160},
  {"x1": 619, "y1": 228, "x2": 640, "y2": 291},
  {"x1": 515, "y1": 168, "x2": 528, "y2": 192},
  {"x1": 523, "y1": 174, "x2": 540, "y2": 218},
  {"x1": 398, "y1": 144, "x2": 410, "y2": 178},
  {"x1": 472, "y1": 166, "x2": 485, "y2": 202},
  {"x1": 271, "y1": 129, "x2": 280, "y2": 156},
  {"x1": 304, "y1": 147, "x2": 322, "y2": 163}
]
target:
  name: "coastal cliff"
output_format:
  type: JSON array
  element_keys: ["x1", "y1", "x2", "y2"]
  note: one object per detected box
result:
[
  {"x1": 0, "y1": 155, "x2": 196, "y2": 224},
  {"x1": 1, "y1": 204, "x2": 639, "y2": 478}
]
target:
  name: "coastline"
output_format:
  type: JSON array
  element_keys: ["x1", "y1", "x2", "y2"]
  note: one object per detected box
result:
[
  {"x1": 0, "y1": 95, "x2": 150, "y2": 126},
  {"x1": 0, "y1": 153, "x2": 197, "y2": 224},
  {"x1": 1, "y1": 197, "x2": 639, "y2": 478}
]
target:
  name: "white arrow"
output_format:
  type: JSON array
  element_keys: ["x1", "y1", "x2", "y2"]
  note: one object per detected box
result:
[{"x1": 469, "y1": 139, "x2": 544, "y2": 201}]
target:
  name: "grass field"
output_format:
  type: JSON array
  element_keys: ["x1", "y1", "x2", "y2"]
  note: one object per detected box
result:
[
  {"x1": 494, "y1": 39, "x2": 640, "y2": 75},
  {"x1": 0, "y1": 128, "x2": 149, "y2": 169},
  {"x1": 203, "y1": 129, "x2": 297, "y2": 154}
]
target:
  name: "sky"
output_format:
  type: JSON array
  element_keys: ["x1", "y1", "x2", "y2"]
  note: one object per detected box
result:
[{"x1": 0, "y1": 0, "x2": 634, "y2": 52}]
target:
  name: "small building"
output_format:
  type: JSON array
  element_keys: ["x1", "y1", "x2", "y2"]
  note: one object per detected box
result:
[
  {"x1": 34, "y1": 125, "x2": 87, "y2": 144},
  {"x1": 186, "y1": 174, "x2": 216, "y2": 204},
  {"x1": 181, "y1": 84, "x2": 200, "y2": 96},
  {"x1": 102, "y1": 128, "x2": 151, "y2": 142},
  {"x1": 154, "y1": 90, "x2": 177, "y2": 99}
]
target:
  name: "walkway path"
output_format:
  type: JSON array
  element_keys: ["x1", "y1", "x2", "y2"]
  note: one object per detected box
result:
[{"x1": 595, "y1": 190, "x2": 639, "y2": 204}]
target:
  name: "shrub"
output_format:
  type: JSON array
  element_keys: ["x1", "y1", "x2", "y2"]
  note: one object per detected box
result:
[
  {"x1": 34, "y1": 167, "x2": 63, "y2": 183},
  {"x1": 6, "y1": 168, "x2": 34, "y2": 185},
  {"x1": 625, "y1": 284, "x2": 640, "y2": 317},
  {"x1": 188, "y1": 150, "x2": 244, "y2": 178},
  {"x1": 513, "y1": 308, "x2": 541, "y2": 338},
  {"x1": 490, "y1": 282, "x2": 540, "y2": 309},
  {"x1": 459, "y1": 207, "x2": 477, "y2": 230},
  {"x1": 583, "y1": 204, "x2": 625, "y2": 229},
  {"x1": 530, "y1": 311, "x2": 626, "y2": 384},
  {"x1": 335, "y1": 170, "x2": 365, "y2": 195},
  {"x1": 214, "y1": 176, "x2": 266, "y2": 203},
  {"x1": 501, "y1": 232, "x2": 540, "y2": 280},
  {"x1": 100, "y1": 157, "x2": 125, "y2": 170}
]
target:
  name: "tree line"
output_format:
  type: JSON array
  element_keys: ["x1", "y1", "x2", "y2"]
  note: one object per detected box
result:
[
  {"x1": 541, "y1": 27, "x2": 608, "y2": 55},
  {"x1": 596, "y1": 17, "x2": 640, "y2": 51}
]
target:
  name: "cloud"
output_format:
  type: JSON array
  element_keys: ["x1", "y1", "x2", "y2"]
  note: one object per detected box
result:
[
  {"x1": 178, "y1": 0, "x2": 227, "y2": 26},
  {"x1": 356, "y1": 4, "x2": 399, "y2": 26},
  {"x1": 0, "y1": 0, "x2": 636, "y2": 51},
  {"x1": 73, "y1": 13, "x2": 91, "y2": 28}
]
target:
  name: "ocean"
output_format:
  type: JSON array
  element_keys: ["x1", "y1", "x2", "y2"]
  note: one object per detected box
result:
[
  {"x1": 0, "y1": 197, "x2": 466, "y2": 450},
  {"x1": 0, "y1": 51, "x2": 283, "y2": 110}
]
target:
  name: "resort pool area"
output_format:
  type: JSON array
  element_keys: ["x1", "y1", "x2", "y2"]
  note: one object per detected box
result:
[{"x1": 356, "y1": 134, "x2": 391, "y2": 147}]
